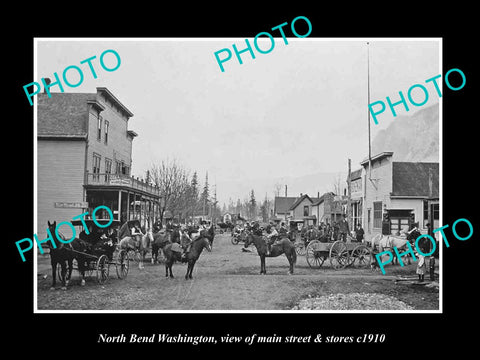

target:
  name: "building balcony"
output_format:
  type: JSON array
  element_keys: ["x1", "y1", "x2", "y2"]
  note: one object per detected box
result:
[{"x1": 84, "y1": 171, "x2": 161, "y2": 197}]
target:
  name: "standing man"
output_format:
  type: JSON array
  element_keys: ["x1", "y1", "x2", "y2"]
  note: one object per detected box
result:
[
  {"x1": 355, "y1": 224, "x2": 364, "y2": 242},
  {"x1": 338, "y1": 214, "x2": 350, "y2": 242}
]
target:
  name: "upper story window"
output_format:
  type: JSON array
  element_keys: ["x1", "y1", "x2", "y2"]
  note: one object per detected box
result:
[
  {"x1": 303, "y1": 205, "x2": 309, "y2": 217},
  {"x1": 104, "y1": 120, "x2": 109, "y2": 145},
  {"x1": 93, "y1": 153, "x2": 101, "y2": 181},
  {"x1": 373, "y1": 201, "x2": 382, "y2": 228},
  {"x1": 97, "y1": 116, "x2": 103, "y2": 141}
]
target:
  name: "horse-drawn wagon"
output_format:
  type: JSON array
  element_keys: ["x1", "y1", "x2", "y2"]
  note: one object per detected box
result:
[
  {"x1": 54, "y1": 219, "x2": 130, "y2": 286},
  {"x1": 305, "y1": 238, "x2": 372, "y2": 269}
]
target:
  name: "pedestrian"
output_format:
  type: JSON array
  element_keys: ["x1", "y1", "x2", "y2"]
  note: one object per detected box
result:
[
  {"x1": 355, "y1": 224, "x2": 364, "y2": 242},
  {"x1": 416, "y1": 232, "x2": 429, "y2": 282},
  {"x1": 338, "y1": 214, "x2": 350, "y2": 242}
]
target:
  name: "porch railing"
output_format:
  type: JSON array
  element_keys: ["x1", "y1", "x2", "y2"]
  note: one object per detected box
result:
[{"x1": 85, "y1": 171, "x2": 161, "y2": 197}]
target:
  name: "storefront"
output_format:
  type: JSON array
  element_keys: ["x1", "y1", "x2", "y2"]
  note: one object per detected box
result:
[{"x1": 85, "y1": 172, "x2": 163, "y2": 230}]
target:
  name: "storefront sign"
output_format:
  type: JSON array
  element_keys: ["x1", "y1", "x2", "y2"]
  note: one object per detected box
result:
[{"x1": 54, "y1": 201, "x2": 88, "y2": 208}]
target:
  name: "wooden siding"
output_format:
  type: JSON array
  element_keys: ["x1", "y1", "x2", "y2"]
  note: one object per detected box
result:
[
  {"x1": 86, "y1": 93, "x2": 133, "y2": 176},
  {"x1": 363, "y1": 157, "x2": 393, "y2": 239},
  {"x1": 37, "y1": 140, "x2": 86, "y2": 240}
]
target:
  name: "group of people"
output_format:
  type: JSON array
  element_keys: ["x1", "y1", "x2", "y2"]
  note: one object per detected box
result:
[
  {"x1": 116, "y1": 219, "x2": 210, "y2": 260},
  {"x1": 299, "y1": 215, "x2": 365, "y2": 243}
]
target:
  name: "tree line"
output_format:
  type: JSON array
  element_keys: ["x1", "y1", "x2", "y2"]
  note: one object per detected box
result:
[
  {"x1": 143, "y1": 159, "x2": 276, "y2": 224},
  {"x1": 144, "y1": 159, "x2": 220, "y2": 224},
  {"x1": 221, "y1": 190, "x2": 274, "y2": 223}
]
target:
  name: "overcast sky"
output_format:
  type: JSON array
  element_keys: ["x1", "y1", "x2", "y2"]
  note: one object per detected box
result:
[{"x1": 36, "y1": 38, "x2": 440, "y2": 204}]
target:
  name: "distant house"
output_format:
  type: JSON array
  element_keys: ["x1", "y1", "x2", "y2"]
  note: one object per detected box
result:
[
  {"x1": 311, "y1": 192, "x2": 343, "y2": 225},
  {"x1": 287, "y1": 194, "x2": 320, "y2": 224},
  {"x1": 273, "y1": 196, "x2": 297, "y2": 222},
  {"x1": 361, "y1": 152, "x2": 439, "y2": 239}
]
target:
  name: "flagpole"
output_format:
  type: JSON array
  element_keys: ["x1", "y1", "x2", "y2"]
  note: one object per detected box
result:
[{"x1": 367, "y1": 42, "x2": 373, "y2": 183}]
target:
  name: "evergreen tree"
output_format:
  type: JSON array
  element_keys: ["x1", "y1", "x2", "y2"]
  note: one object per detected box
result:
[
  {"x1": 249, "y1": 189, "x2": 257, "y2": 220},
  {"x1": 200, "y1": 172, "x2": 210, "y2": 216},
  {"x1": 189, "y1": 171, "x2": 199, "y2": 216}
]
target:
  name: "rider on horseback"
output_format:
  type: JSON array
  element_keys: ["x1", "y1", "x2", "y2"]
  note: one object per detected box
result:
[
  {"x1": 118, "y1": 219, "x2": 142, "y2": 251},
  {"x1": 265, "y1": 225, "x2": 278, "y2": 256},
  {"x1": 181, "y1": 221, "x2": 206, "y2": 260}
]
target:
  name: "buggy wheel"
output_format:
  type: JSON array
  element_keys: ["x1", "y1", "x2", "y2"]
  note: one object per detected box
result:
[
  {"x1": 329, "y1": 241, "x2": 349, "y2": 269},
  {"x1": 295, "y1": 240, "x2": 306, "y2": 256},
  {"x1": 306, "y1": 240, "x2": 325, "y2": 268},
  {"x1": 96, "y1": 255, "x2": 110, "y2": 284},
  {"x1": 127, "y1": 249, "x2": 141, "y2": 263},
  {"x1": 116, "y1": 250, "x2": 129, "y2": 279},
  {"x1": 352, "y1": 244, "x2": 372, "y2": 268},
  {"x1": 231, "y1": 236, "x2": 239, "y2": 245}
]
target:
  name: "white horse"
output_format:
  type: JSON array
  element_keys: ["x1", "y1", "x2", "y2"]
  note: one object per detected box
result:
[
  {"x1": 138, "y1": 229, "x2": 154, "y2": 269},
  {"x1": 118, "y1": 229, "x2": 154, "y2": 269},
  {"x1": 369, "y1": 233, "x2": 412, "y2": 267}
]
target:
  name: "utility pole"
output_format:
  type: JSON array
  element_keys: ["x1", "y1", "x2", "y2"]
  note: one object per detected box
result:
[{"x1": 347, "y1": 158, "x2": 352, "y2": 229}]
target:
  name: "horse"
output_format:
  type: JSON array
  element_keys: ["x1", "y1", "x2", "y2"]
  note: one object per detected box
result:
[
  {"x1": 162, "y1": 235, "x2": 211, "y2": 279},
  {"x1": 46, "y1": 221, "x2": 98, "y2": 288},
  {"x1": 244, "y1": 233, "x2": 297, "y2": 275},
  {"x1": 369, "y1": 233, "x2": 412, "y2": 267},
  {"x1": 204, "y1": 225, "x2": 215, "y2": 249},
  {"x1": 151, "y1": 231, "x2": 171, "y2": 264},
  {"x1": 46, "y1": 221, "x2": 74, "y2": 290},
  {"x1": 138, "y1": 230, "x2": 154, "y2": 269}
]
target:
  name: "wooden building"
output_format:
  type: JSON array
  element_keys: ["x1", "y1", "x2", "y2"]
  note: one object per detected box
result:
[
  {"x1": 37, "y1": 88, "x2": 162, "y2": 240},
  {"x1": 360, "y1": 152, "x2": 439, "y2": 240}
]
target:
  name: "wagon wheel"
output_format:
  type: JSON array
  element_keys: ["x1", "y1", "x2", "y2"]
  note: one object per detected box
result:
[
  {"x1": 306, "y1": 240, "x2": 325, "y2": 268},
  {"x1": 295, "y1": 240, "x2": 306, "y2": 256},
  {"x1": 351, "y1": 244, "x2": 372, "y2": 268},
  {"x1": 329, "y1": 241, "x2": 349, "y2": 269},
  {"x1": 96, "y1": 255, "x2": 110, "y2": 284},
  {"x1": 231, "y1": 235, "x2": 240, "y2": 245},
  {"x1": 127, "y1": 249, "x2": 141, "y2": 263},
  {"x1": 116, "y1": 249, "x2": 129, "y2": 279}
]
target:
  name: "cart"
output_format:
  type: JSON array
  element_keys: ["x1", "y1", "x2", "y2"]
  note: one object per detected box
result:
[
  {"x1": 57, "y1": 219, "x2": 130, "y2": 284},
  {"x1": 305, "y1": 237, "x2": 372, "y2": 269}
]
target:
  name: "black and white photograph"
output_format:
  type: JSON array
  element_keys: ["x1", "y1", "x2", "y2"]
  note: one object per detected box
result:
[
  {"x1": 7, "y1": 8, "x2": 477, "y2": 353},
  {"x1": 32, "y1": 38, "x2": 442, "y2": 312}
]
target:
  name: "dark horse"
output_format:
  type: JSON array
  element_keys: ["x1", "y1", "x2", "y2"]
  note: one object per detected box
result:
[
  {"x1": 204, "y1": 225, "x2": 215, "y2": 249},
  {"x1": 151, "y1": 231, "x2": 171, "y2": 264},
  {"x1": 244, "y1": 233, "x2": 297, "y2": 275},
  {"x1": 162, "y1": 236, "x2": 211, "y2": 279},
  {"x1": 47, "y1": 221, "x2": 116, "y2": 288},
  {"x1": 46, "y1": 221, "x2": 74, "y2": 290}
]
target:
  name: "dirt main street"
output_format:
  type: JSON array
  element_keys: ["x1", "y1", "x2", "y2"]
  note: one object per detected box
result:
[{"x1": 36, "y1": 233, "x2": 439, "y2": 311}]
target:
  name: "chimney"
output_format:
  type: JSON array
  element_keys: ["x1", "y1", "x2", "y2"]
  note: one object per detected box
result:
[{"x1": 43, "y1": 78, "x2": 51, "y2": 93}]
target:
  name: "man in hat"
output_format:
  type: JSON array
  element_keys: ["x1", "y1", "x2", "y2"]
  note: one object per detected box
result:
[
  {"x1": 265, "y1": 225, "x2": 278, "y2": 256},
  {"x1": 118, "y1": 220, "x2": 142, "y2": 250},
  {"x1": 338, "y1": 215, "x2": 350, "y2": 242}
]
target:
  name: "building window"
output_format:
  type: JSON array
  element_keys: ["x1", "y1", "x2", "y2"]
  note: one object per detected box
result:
[
  {"x1": 105, "y1": 158, "x2": 112, "y2": 182},
  {"x1": 97, "y1": 115, "x2": 103, "y2": 141},
  {"x1": 104, "y1": 120, "x2": 109, "y2": 145},
  {"x1": 93, "y1": 153, "x2": 101, "y2": 181},
  {"x1": 423, "y1": 200, "x2": 439, "y2": 227},
  {"x1": 373, "y1": 201, "x2": 382, "y2": 228},
  {"x1": 303, "y1": 205, "x2": 309, "y2": 217},
  {"x1": 115, "y1": 160, "x2": 122, "y2": 175}
]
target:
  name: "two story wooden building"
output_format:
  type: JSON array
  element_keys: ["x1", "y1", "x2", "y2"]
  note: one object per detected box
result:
[
  {"x1": 360, "y1": 152, "x2": 439, "y2": 240},
  {"x1": 37, "y1": 87, "x2": 162, "y2": 240}
]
